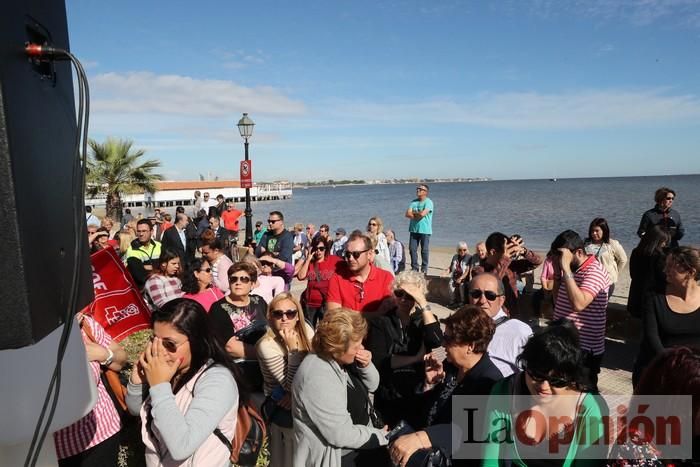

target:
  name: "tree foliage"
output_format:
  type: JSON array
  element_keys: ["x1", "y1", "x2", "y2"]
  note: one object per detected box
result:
[{"x1": 86, "y1": 137, "x2": 163, "y2": 221}]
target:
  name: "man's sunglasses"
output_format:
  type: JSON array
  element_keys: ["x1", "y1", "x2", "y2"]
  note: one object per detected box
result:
[
  {"x1": 526, "y1": 369, "x2": 570, "y2": 388},
  {"x1": 229, "y1": 275, "x2": 252, "y2": 284},
  {"x1": 271, "y1": 309, "x2": 298, "y2": 320},
  {"x1": 344, "y1": 249, "x2": 369, "y2": 260},
  {"x1": 468, "y1": 289, "x2": 502, "y2": 301},
  {"x1": 267, "y1": 219, "x2": 281, "y2": 224},
  {"x1": 150, "y1": 335, "x2": 187, "y2": 353}
]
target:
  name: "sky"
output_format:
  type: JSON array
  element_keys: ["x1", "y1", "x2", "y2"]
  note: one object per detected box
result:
[{"x1": 66, "y1": 0, "x2": 700, "y2": 181}]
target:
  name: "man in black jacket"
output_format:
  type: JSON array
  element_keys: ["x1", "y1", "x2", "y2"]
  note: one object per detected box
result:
[
  {"x1": 637, "y1": 186, "x2": 685, "y2": 248},
  {"x1": 161, "y1": 213, "x2": 196, "y2": 265}
]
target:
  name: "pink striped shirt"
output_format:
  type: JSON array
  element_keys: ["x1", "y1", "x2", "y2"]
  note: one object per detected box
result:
[
  {"x1": 53, "y1": 315, "x2": 122, "y2": 459},
  {"x1": 553, "y1": 256, "x2": 611, "y2": 355}
]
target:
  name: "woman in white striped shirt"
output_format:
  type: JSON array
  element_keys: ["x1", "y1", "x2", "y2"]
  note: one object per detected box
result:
[{"x1": 255, "y1": 292, "x2": 314, "y2": 467}]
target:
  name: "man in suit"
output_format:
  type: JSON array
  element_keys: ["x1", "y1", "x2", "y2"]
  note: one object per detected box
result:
[
  {"x1": 208, "y1": 214, "x2": 232, "y2": 252},
  {"x1": 161, "y1": 213, "x2": 196, "y2": 265}
]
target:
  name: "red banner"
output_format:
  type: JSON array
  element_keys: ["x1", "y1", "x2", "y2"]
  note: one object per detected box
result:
[
  {"x1": 240, "y1": 160, "x2": 253, "y2": 188},
  {"x1": 82, "y1": 247, "x2": 151, "y2": 341}
]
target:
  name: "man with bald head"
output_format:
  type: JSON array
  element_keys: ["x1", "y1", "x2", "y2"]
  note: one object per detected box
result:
[{"x1": 467, "y1": 272, "x2": 532, "y2": 376}]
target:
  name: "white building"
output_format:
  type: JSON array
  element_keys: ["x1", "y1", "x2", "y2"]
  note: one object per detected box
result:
[{"x1": 86, "y1": 180, "x2": 292, "y2": 209}]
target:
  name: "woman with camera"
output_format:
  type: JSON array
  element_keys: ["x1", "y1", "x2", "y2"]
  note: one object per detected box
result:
[
  {"x1": 297, "y1": 235, "x2": 341, "y2": 326},
  {"x1": 256, "y1": 293, "x2": 314, "y2": 467},
  {"x1": 292, "y1": 308, "x2": 389, "y2": 467},
  {"x1": 388, "y1": 305, "x2": 502, "y2": 467}
]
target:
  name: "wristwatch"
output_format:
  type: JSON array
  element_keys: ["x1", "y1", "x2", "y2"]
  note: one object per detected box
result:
[
  {"x1": 415, "y1": 304, "x2": 431, "y2": 312},
  {"x1": 100, "y1": 347, "x2": 114, "y2": 367},
  {"x1": 563, "y1": 272, "x2": 575, "y2": 280}
]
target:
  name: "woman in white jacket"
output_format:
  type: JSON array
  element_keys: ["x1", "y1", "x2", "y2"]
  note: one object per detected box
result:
[
  {"x1": 292, "y1": 308, "x2": 388, "y2": 467},
  {"x1": 584, "y1": 217, "x2": 628, "y2": 297}
]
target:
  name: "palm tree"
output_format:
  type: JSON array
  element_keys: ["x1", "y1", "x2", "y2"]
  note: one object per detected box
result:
[{"x1": 86, "y1": 138, "x2": 163, "y2": 222}]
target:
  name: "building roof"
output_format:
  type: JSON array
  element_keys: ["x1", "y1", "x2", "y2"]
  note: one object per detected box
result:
[{"x1": 156, "y1": 180, "x2": 241, "y2": 191}]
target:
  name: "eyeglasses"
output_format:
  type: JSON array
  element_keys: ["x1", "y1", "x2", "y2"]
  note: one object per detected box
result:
[
  {"x1": 199, "y1": 268, "x2": 212, "y2": 273},
  {"x1": 525, "y1": 369, "x2": 570, "y2": 388},
  {"x1": 458, "y1": 249, "x2": 468, "y2": 252},
  {"x1": 267, "y1": 219, "x2": 281, "y2": 224},
  {"x1": 261, "y1": 261, "x2": 273, "y2": 267},
  {"x1": 345, "y1": 249, "x2": 369, "y2": 260},
  {"x1": 368, "y1": 222, "x2": 377, "y2": 226},
  {"x1": 320, "y1": 229, "x2": 328, "y2": 232},
  {"x1": 316, "y1": 247, "x2": 326, "y2": 251},
  {"x1": 229, "y1": 275, "x2": 252, "y2": 284},
  {"x1": 469, "y1": 289, "x2": 502, "y2": 301},
  {"x1": 150, "y1": 335, "x2": 188, "y2": 353},
  {"x1": 271, "y1": 309, "x2": 298, "y2": 320},
  {"x1": 666, "y1": 196, "x2": 675, "y2": 201},
  {"x1": 394, "y1": 289, "x2": 414, "y2": 301}
]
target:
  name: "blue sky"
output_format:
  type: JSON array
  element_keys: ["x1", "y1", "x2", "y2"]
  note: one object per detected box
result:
[{"x1": 66, "y1": 0, "x2": 700, "y2": 181}]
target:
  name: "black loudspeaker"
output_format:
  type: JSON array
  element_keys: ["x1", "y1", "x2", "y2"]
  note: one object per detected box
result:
[{"x1": 0, "y1": 0, "x2": 94, "y2": 349}]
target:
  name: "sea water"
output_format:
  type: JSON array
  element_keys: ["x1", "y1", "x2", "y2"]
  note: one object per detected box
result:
[{"x1": 247, "y1": 175, "x2": 699, "y2": 252}]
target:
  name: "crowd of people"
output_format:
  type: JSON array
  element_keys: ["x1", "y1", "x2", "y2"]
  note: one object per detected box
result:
[{"x1": 59, "y1": 185, "x2": 698, "y2": 467}]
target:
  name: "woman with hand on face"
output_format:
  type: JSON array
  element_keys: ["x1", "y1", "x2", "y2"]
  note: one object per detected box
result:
[
  {"x1": 180, "y1": 258, "x2": 224, "y2": 312},
  {"x1": 297, "y1": 236, "x2": 341, "y2": 326},
  {"x1": 198, "y1": 231, "x2": 234, "y2": 295},
  {"x1": 255, "y1": 293, "x2": 314, "y2": 467},
  {"x1": 364, "y1": 270, "x2": 443, "y2": 428},
  {"x1": 144, "y1": 249, "x2": 185, "y2": 310},
  {"x1": 242, "y1": 255, "x2": 285, "y2": 305},
  {"x1": 389, "y1": 305, "x2": 502, "y2": 467},
  {"x1": 292, "y1": 308, "x2": 389, "y2": 467},
  {"x1": 126, "y1": 299, "x2": 247, "y2": 467}
]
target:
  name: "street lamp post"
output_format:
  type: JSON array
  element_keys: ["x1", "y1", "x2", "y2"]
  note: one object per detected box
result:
[{"x1": 237, "y1": 112, "x2": 255, "y2": 246}]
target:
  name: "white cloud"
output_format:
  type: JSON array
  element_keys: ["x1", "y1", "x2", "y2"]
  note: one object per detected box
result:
[
  {"x1": 326, "y1": 89, "x2": 700, "y2": 129},
  {"x1": 90, "y1": 71, "x2": 306, "y2": 118}
]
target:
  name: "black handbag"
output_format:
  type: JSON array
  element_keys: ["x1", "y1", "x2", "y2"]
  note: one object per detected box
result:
[{"x1": 260, "y1": 395, "x2": 293, "y2": 428}]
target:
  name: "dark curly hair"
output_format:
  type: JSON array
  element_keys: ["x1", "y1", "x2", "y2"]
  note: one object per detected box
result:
[
  {"x1": 517, "y1": 318, "x2": 587, "y2": 391},
  {"x1": 181, "y1": 258, "x2": 210, "y2": 294},
  {"x1": 441, "y1": 305, "x2": 495, "y2": 353}
]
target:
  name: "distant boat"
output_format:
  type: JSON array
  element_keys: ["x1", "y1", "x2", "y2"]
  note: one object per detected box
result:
[{"x1": 550, "y1": 177, "x2": 558, "y2": 182}]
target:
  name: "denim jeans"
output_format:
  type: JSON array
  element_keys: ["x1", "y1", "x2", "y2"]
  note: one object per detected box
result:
[{"x1": 409, "y1": 232, "x2": 430, "y2": 273}]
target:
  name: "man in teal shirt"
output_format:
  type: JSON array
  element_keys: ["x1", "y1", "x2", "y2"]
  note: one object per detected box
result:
[{"x1": 405, "y1": 184, "x2": 434, "y2": 273}]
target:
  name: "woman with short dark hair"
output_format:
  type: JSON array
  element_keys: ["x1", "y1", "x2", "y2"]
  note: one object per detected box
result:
[
  {"x1": 297, "y1": 235, "x2": 340, "y2": 326},
  {"x1": 388, "y1": 305, "x2": 501, "y2": 467},
  {"x1": 180, "y1": 258, "x2": 224, "y2": 312},
  {"x1": 481, "y1": 319, "x2": 607, "y2": 466}
]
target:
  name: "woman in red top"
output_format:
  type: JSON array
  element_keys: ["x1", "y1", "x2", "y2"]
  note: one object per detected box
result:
[{"x1": 297, "y1": 236, "x2": 340, "y2": 327}]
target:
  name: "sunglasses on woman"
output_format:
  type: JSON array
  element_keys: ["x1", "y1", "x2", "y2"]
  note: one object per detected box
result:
[
  {"x1": 150, "y1": 335, "x2": 187, "y2": 353},
  {"x1": 525, "y1": 369, "x2": 570, "y2": 388},
  {"x1": 393, "y1": 289, "x2": 414, "y2": 301},
  {"x1": 271, "y1": 309, "x2": 298, "y2": 320},
  {"x1": 229, "y1": 275, "x2": 252, "y2": 284},
  {"x1": 468, "y1": 289, "x2": 501, "y2": 301}
]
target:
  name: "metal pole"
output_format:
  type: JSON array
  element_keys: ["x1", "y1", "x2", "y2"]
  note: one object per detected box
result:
[{"x1": 244, "y1": 138, "x2": 253, "y2": 245}]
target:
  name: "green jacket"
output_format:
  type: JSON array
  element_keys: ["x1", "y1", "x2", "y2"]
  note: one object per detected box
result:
[{"x1": 482, "y1": 375, "x2": 608, "y2": 467}]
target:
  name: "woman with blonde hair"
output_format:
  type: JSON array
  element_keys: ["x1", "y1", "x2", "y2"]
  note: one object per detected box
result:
[
  {"x1": 256, "y1": 293, "x2": 314, "y2": 467},
  {"x1": 367, "y1": 216, "x2": 391, "y2": 267},
  {"x1": 364, "y1": 270, "x2": 442, "y2": 427},
  {"x1": 292, "y1": 308, "x2": 388, "y2": 466}
]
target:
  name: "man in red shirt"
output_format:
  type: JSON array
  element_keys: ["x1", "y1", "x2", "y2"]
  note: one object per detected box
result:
[
  {"x1": 327, "y1": 231, "x2": 393, "y2": 313},
  {"x1": 221, "y1": 201, "x2": 243, "y2": 237}
]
